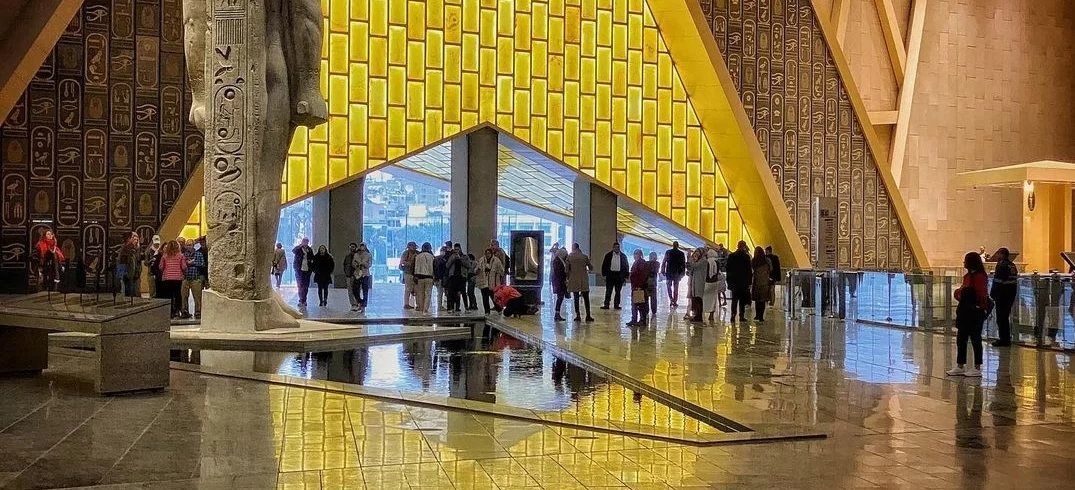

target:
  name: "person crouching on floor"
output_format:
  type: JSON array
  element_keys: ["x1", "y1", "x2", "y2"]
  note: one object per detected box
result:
[{"x1": 493, "y1": 285, "x2": 527, "y2": 318}]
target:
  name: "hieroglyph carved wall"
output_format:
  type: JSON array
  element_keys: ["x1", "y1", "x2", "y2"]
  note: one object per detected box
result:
[
  {"x1": 0, "y1": 0, "x2": 202, "y2": 291},
  {"x1": 699, "y1": 0, "x2": 917, "y2": 269}
]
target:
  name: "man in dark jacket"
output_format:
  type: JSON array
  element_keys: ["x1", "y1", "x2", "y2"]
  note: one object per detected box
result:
[
  {"x1": 765, "y1": 246, "x2": 781, "y2": 306},
  {"x1": 292, "y1": 238, "x2": 314, "y2": 307},
  {"x1": 724, "y1": 241, "x2": 753, "y2": 322},
  {"x1": 661, "y1": 241, "x2": 686, "y2": 307},
  {"x1": 600, "y1": 242, "x2": 630, "y2": 309},
  {"x1": 990, "y1": 247, "x2": 1018, "y2": 346}
]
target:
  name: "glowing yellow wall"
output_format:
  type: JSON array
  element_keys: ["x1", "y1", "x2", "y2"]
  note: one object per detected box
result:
[{"x1": 186, "y1": 0, "x2": 756, "y2": 246}]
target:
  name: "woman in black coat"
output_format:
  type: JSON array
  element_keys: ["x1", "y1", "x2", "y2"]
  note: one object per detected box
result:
[
  {"x1": 550, "y1": 249, "x2": 569, "y2": 321},
  {"x1": 312, "y1": 245, "x2": 335, "y2": 307}
]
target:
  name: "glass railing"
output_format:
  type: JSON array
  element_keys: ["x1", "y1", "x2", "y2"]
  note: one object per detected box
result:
[{"x1": 784, "y1": 269, "x2": 1074, "y2": 351}]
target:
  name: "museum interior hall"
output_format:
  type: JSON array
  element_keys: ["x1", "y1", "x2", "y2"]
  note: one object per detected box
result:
[{"x1": 2, "y1": 0, "x2": 1075, "y2": 489}]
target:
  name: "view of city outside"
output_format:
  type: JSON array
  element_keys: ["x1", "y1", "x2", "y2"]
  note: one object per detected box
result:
[{"x1": 278, "y1": 169, "x2": 672, "y2": 285}]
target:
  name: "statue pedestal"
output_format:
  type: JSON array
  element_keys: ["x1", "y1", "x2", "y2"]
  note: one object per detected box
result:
[{"x1": 200, "y1": 289, "x2": 300, "y2": 333}]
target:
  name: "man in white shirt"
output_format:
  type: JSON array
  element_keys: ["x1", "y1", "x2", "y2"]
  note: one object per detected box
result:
[{"x1": 600, "y1": 242, "x2": 630, "y2": 309}]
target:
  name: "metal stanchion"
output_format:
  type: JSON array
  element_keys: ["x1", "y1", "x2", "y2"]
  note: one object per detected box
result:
[
  {"x1": 942, "y1": 275, "x2": 953, "y2": 334},
  {"x1": 814, "y1": 273, "x2": 823, "y2": 318}
]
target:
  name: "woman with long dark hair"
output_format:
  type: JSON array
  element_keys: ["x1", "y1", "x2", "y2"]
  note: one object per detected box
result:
[
  {"x1": 947, "y1": 251, "x2": 990, "y2": 377},
  {"x1": 158, "y1": 240, "x2": 187, "y2": 318},
  {"x1": 312, "y1": 245, "x2": 335, "y2": 307},
  {"x1": 750, "y1": 246, "x2": 773, "y2": 321}
]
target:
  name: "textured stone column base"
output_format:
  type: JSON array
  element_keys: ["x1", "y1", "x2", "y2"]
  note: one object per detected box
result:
[{"x1": 201, "y1": 289, "x2": 302, "y2": 332}]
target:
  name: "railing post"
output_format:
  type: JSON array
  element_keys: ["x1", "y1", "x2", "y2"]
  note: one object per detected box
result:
[
  {"x1": 814, "y1": 273, "x2": 823, "y2": 318},
  {"x1": 943, "y1": 275, "x2": 953, "y2": 333}
]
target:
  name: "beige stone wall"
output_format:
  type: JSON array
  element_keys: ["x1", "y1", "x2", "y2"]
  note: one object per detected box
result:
[
  {"x1": 901, "y1": 0, "x2": 1075, "y2": 266},
  {"x1": 843, "y1": 0, "x2": 900, "y2": 113}
]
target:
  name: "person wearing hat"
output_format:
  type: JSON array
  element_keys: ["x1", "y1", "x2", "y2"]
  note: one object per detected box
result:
[{"x1": 144, "y1": 235, "x2": 162, "y2": 298}]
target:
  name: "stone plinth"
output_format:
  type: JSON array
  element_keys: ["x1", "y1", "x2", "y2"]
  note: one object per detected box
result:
[{"x1": 200, "y1": 289, "x2": 301, "y2": 333}]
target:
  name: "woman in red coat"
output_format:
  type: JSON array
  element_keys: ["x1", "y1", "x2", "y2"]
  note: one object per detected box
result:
[
  {"x1": 627, "y1": 249, "x2": 649, "y2": 327},
  {"x1": 947, "y1": 251, "x2": 990, "y2": 377},
  {"x1": 34, "y1": 229, "x2": 65, "y2": 291}
]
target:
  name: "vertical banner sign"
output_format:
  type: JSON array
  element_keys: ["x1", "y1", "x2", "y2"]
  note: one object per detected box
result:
[{"x1": 813, "y1": 197, "x2": 837, "y2": 269}]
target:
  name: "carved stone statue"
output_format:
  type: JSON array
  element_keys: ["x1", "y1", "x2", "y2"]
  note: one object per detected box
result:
[{"x1": 182, "y1": 0, "x2": 328, "y2": 331}]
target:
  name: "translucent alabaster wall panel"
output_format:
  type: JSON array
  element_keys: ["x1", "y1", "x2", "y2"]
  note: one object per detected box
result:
[{"x1": 266, "y1": 0, "x2": 752, "y2": 246}]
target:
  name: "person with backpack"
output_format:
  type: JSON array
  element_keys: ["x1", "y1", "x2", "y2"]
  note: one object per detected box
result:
[
  {"x1": 947, "y1": 251, "x2": 991, "y2": 377},
  {"x1": 116, "y1": 232, "x2": 141, "y2": 297},
  {"x1": 627, "y1": 249, "x2": 650, "y2": 327},
  {"x1": 399, "y1": 241, "x2": 418, "y2": 309},
  {"x1": 342, "y1": 243, "x2": 359, "y2": 310},
  {"x1": 271, "y1": 242, "x2": 287, "y2": 288},
  {"x1": 702, "y1": 249, "x2": 723, "y2": 322}
]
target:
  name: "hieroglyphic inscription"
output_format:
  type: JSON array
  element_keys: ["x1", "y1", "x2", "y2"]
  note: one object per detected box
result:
[
  {"x1": 702, "y1": 0, "x2": 915, "y2": 269},
  {"x1": 0, "y1": 0, "x2": 201, "y2": 291},
  {"x1": 206, "y1": 0, "x2": 249, "y2": 265}
]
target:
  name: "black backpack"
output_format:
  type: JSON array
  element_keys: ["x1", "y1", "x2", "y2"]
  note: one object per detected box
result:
[{"x1": 705, "y1": 261, "x2": 720, "y2": 283}]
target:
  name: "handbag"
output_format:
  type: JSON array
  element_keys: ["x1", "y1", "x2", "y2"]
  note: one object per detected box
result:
[{"x1": 631, "y1": 288, "x2": 646, "y2": 304}]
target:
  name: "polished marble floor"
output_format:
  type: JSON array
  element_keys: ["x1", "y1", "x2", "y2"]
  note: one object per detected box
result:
[{"x1": 3, "y1": 284, "x2": 1075, "y2": 489}]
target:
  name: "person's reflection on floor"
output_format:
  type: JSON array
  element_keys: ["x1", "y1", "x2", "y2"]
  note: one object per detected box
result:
[
  {"x1": 404, "y1": 339, "x2": 436, "y2": 391},
  {"x1": 989, "y1": 347, "x2": 1017, "y2": 451},
  {"x1": 686, "y1": 324, "x2": 718, "y2": 386},
  {"x1": 551, "y1": 357, "x2": 568, "y2": 395},
  {"x1": 626, "y1": 322, "x2": 658, "y2": 384},
  {"x1": 1032, "y1": 273, "x2": 1062, "y2": 345},
  {"x1": 955, "y1": 382, "x2": 989, "y2": 489},
  {"x1": 725, "y1": 320, "x2": 753, "y2": 401}
]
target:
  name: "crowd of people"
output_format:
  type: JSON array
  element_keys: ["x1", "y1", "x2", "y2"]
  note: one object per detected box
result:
[
  {"x1": 280, "y1": 237, "x2": 527, "y2": 316},
  {"x1": 272, "y1": 234, "x2": 787, "y2": 326},
  {"x1": 106, "y1": 232, "x2": 208, "y2": 320},
  {"x1": 396, "y1": 239, "x2": 515, "y2": 315},
  {"x1": 544, "y1": 239, "x2": 783, "y2": 327}
]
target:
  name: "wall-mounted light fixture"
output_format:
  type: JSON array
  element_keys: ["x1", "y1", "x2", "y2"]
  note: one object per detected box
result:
[{"x1": 1025, "y1": 180, "x2": 1036, "y2": 211}]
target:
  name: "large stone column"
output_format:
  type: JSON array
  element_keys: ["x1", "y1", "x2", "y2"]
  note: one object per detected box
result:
[
  {"x1": 326, "y1": 178, "x2": 364, "y2": 285},
  {"x1": 194, "y1": 0, "x2": 327, "y2": 331},
  {"x1": 328, "y1": 178, "x2": 364, "y2": 252},
  {"x1": 573, "y1": 179, "x2": 619, "y2": 286},
  {"x1": 450, "y1": 128, "x2": 499, "y2": 252}
]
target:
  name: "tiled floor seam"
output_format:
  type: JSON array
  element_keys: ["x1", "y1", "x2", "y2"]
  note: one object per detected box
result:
[
  {"x1": 5, "y1": 397, "x2": 113, "y2": 484},
  {"x1": 94, "y1": 396, "x2": 176, "y2": 486},
  {"x1": 485, "y1": 317, "x2": 758, "y2": 434},
  {"x1": 168, "y1": 360, "x2": 741, "y2": 446}
]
